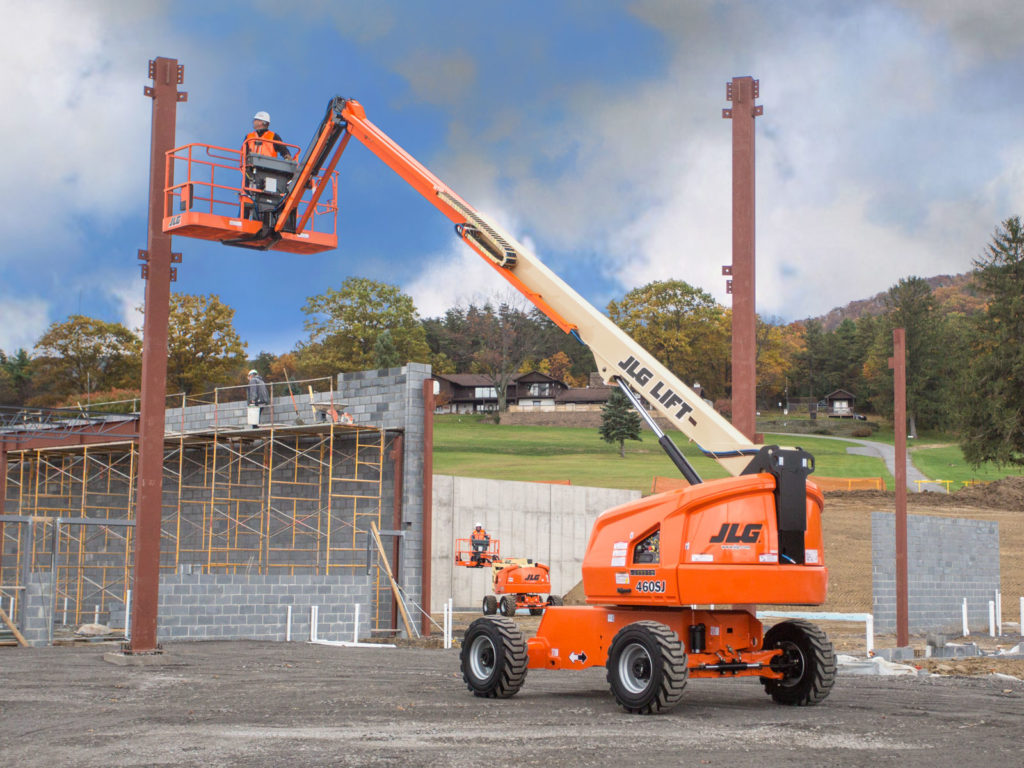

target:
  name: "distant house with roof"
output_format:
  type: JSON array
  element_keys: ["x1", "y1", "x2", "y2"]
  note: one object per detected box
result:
[{"x1": 434, "y1": 372, "x2": 567, "y2": 414}]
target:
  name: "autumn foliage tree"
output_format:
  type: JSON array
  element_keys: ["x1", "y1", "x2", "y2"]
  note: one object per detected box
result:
[
  {"x1": 607, "y1": 280, "x2": 730, "y2": 399},
  {"x1": 165, "y1": 294, "x2": 248, "y2": 395},
  {"x1": 296, "y1": 277, "x2": 430, "y2": 377},
  {"x1": 32, "y1": 315, "x2": 141, "y2": 400}
]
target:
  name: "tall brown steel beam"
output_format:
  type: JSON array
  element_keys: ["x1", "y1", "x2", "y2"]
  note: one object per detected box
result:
[
  {"x1": 421, "y1": 379, "x2": 434, "y2": 636},
  {"x1": 722, "y1": 76, "x2": 762, "y2": 443},
  {"x1": 889, "y1": 328, "x2": 909, "y2": 647},
  {"x1": 128, "y1": 57, "x2": 186, "y2": 653}
]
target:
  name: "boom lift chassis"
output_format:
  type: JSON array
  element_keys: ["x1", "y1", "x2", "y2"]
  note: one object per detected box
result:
[{"x1": 164, "y1": 96, "x2": 837, "y2": 714}]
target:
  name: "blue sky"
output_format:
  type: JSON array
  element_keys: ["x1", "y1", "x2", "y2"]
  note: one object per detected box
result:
[{"x1": 4, "y1": 0, "x2": 1024, "y2": 356}]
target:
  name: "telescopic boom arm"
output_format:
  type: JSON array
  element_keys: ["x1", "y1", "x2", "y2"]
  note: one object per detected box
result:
[{"x1": 280, "y1": 97, "x2": 759, "y2": 477}]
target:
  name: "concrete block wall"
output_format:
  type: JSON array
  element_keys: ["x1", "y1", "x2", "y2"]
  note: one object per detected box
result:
[
  {"x1": 152, "y1": 572, "x2": 378, "y2": 643},
  {"x1": 872, "y1": 511, "x2": 1000, "y2": 633},
  {"x1": 431, "y1": 475, "x2": 640, "y2": 611},
  {"x1": 21, "y1": 573, "x2": 52, "y2": 646}
]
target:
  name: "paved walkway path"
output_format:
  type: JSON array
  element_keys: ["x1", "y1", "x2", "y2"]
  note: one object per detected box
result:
[{"x1": 769, "y1": 433, "x2": 931, "y2": 492}]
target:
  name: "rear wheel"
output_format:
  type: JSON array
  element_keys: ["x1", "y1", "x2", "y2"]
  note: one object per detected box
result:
[
  {"x1": 546, "y1": 594, "x2": 563, "y2": 607},
  {"x1": 606, "y1": 621, "x2": 688, "y2": 714},
  {"x1": 760, "y1": 619, "x2": 836, "y2": 706},
  {"x1": 460, "y1": 617, "x2": 528, "y2": 698},
  {"x1": 499, "y1": 594, "x2": 517, "y2": 616},
  {"x1": 529, "y1": 607, "x2": 544, "y2": 616},
  {"x1": 482, "y1": 595, "x2": 497, "y2": 615}
]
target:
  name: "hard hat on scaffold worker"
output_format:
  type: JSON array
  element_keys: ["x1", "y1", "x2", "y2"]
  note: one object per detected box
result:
[{"x1": 253, "y1": 110, "x2": 271, "y2": 123}]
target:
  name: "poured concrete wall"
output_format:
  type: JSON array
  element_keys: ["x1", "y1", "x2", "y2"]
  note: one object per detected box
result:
[{"x1": 431, "y1": 475, "x2": 640, "y2": 611}]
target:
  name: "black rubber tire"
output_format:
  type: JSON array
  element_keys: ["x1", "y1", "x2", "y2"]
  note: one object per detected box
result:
[
  {"x1": 605, "y1": 620, "x2": 688, "y2": 714},
  {"x1": 460, "y1": 617, "x2": 528, "y2": 698},
  {"x1": 499, "y1": 594, "x2": 517, "y2": 617},
  {"x1": 760, "y1": 619, "x2": 837, "y2": 706},
  {"x1": 546, "y1": 594, "x2": 563, "y2": 607},
  {"x1": 529, "y1": 607, "x2": 544, "y2": 616},
  {"x1": 482, "y1": 595, "x2": 498, "y2": 615}
]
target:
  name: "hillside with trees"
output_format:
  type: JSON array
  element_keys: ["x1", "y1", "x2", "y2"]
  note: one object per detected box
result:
[{"x1": 4, "y1": 218, "x2": 1022, "y2": 469}]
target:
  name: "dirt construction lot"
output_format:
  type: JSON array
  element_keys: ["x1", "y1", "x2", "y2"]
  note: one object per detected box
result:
[
  {"x1": 2, "y1": 482, "x2": 1024, "y2": 766},
  {"x1": 1, "y1": 639, "x2": 1023, "y2": 768}
]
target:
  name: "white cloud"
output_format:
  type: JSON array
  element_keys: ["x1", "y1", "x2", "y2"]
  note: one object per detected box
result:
[
  {"x1": 424, "y1": 1, "x2": 1009, "y2": 321},
  {"x1": 104, "y1": 276, "x2": 146, "y2": 335},
  {"x1": 0, "y1": 296, "x2": 50, "y2": 352},
  {"x1": 404, "y1": 204, "x2": 540, "y2": 317},
  {"x1": 0, "y1": 1, "x2": 167, "y2": 254}
]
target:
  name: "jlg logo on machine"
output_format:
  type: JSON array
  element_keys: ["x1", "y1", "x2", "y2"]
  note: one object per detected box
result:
[
  {"x1": 709, "y1": 523, "x2": 762, "y2": 544},
  {"x1": 524, "y1": 574, "x2": 542, "y2": 582}
]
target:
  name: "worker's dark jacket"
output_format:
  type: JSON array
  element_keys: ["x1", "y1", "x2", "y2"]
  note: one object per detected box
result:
[{"x1": 248, "y1": 375, "x2": 270, "y2": 405}]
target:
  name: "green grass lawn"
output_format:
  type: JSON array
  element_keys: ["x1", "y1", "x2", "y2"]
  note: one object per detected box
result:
[
  {"x1": 910, "y1": 444, "x2": 1020, "y2": 487},
  {"x1": 432, "y1": 416, "x2": 894, "y2": 493}
]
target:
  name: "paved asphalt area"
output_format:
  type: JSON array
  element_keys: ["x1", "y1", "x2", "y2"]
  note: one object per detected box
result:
[{"x1": 1, "y1": 640, "x2": 1022, "y2": 767}]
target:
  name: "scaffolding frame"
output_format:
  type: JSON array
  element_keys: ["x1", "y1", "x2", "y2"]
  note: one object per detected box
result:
[{"x1": 1, "y1": 419, "x2": 392, "y2": 634}]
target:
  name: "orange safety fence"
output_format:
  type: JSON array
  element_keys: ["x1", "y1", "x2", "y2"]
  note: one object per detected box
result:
[
  {"x1": 536, "y1": 479, "x2": 571, "y2": 485},
  {"x1": 811, "y1": 476, "x2": 885, "y2": 491},
  {"x1": 650, "y1": 475, "x2": 884, "y2": 494}
]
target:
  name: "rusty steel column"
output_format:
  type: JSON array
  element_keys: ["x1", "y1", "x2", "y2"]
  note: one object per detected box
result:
[
  {"x1": 889, "y1": 328, "x2": 909, "y2": 647},
  {"x1": 722, "y1": 76, "x2": 762, "y2": 443},
  {"x1": 128, "y1": 57, "x2": 186, "y2": 653},
  {"x1": 421, "y1": 379, "x2": 434, "y2": 636},
  {"x1": 389, "y1": 433, "x2": 404, "y2": 633},
  {"x1": 0, "y1": 446, "x2": 6, "y2": 515}
]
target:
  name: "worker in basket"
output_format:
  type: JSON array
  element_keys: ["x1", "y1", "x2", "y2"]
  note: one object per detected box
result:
[
  {"x1": 244, "y1": 111, "x2": 291, "y2": 159},
  {"x1": 241, "y1": 111, "x2": 292, "y2": 221},
  {"x1": 470, "y1": 523, "x2": 490, "y2": 564}
]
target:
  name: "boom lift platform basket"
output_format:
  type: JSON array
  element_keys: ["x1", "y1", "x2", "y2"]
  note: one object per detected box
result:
[{"x1": 162, "y1": 141, "x2": 339, "y2": 254}]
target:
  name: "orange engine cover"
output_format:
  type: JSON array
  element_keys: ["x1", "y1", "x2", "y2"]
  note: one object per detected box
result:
[
  {"x1": 581, "y1": 474, "x2": 826, "y2": 607},
  {"x1": 493, "y1": 561, "x2": 551, "y2": 596}
]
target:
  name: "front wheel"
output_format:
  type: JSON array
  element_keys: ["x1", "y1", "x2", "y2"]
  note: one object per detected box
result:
[
  {"x1": 460, "y1": 617, "x2": 528, "y2": 698},
  {"x1": 546, "y1": 594, "x2": 563, "y2": 607},
  {"x1": 605, "y1": 621, "x2": 688, "y2": 714},
  {"x1": 760, "y1": 619, "x2": 836, "y2": 706},
  {"x1": 499, "y1": 594, "x2": 517, "y2": 616},
  {"x1": 482, "y1": 595, "x2": 497, "y2": 615}
]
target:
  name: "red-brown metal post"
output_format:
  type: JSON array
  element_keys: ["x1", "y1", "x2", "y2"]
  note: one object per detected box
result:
[
  {"x1": 723, "y1": 76, "x2": 762, "y2": 443},
  {"x1": 389, "y1": 433, "x2": 404, "y2": 632},
  {"x1": 0, "y1": 446, "x2": 6, "y2": 515},
  {"x1": 421, "y1": 379, "x2": 434, "y2": 636},
  {"x1": 128, "y1": 57, "x2": 186, "y2": 653},
  {"x1": 889, "y1": 328, "x2": 909, "y2": 647}
]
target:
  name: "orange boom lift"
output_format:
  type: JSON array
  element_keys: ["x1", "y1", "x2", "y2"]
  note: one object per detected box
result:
[
  {"x1": 165, "y1": 97, "x2": 836, "y2": 714},
  {"x1": 454, "y1": 536, "x2": 561, "y2": 617}
]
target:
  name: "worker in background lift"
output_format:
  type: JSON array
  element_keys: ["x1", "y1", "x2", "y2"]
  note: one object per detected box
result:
[
  {"x1": 243, "y1": 111, "x2": 291, "y2": 159},
  {"x1": 470, "y1": 523, "x2": 489, "y2": 564}
]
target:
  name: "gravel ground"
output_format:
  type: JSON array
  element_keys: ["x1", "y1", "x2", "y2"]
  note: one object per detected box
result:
[{"x1": 2, "y1": 640, "x2": 1023, "y2": 768}]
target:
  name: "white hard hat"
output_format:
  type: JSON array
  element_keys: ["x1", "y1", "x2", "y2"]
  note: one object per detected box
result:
[
  {"x1": 475, "y1": 522, "x2": 482, "y2": 528},
  {"x1": 253, "y1": 111, "x2": 270, "y2": 122},
  {"x1": 248, "y1": 369, "x2": 258, "y2": 376}
]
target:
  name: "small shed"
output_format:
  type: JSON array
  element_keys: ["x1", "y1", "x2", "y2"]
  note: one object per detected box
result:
[{"x1": 824, "y1": 389, "x2": 856, "y2": 417}]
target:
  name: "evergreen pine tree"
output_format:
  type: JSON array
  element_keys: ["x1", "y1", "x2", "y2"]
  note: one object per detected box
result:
[
  {"x1": 958, "y1": 217, "x2": 1024, "y2": 467},
  {"x1": 599, "y1": 389, "x2": 643, "y2": 458}
]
